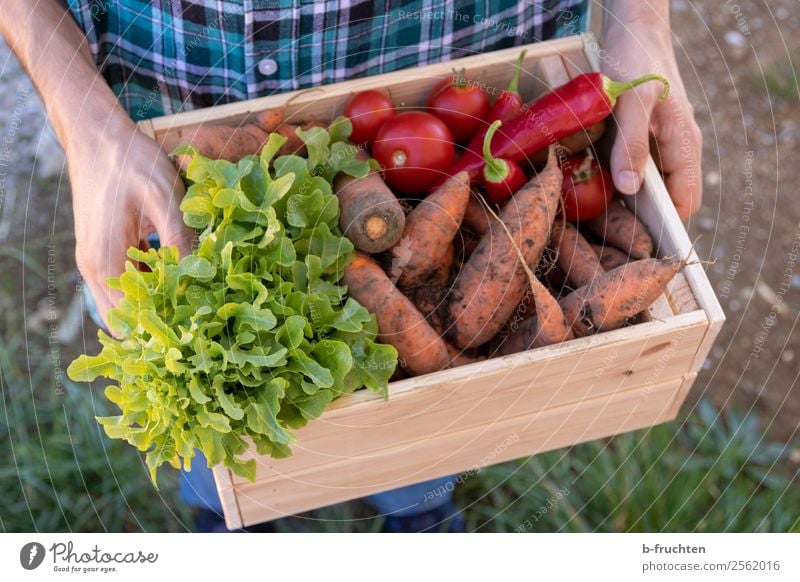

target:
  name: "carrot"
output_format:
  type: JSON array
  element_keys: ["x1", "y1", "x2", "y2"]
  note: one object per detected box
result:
[
  {"x1": 447, "y1": 145, "x2": 563, "y2": 349},
  {"x1": 500, "y1": 277, "x2": 573, "y2": 355},
  {"x1": 342, "y1": 254, "x2": 450, "y2": 376},
  {"x1": 456, "y1": 228, "x2": 481, "y2": 263},
  {"x1": 551, "y1": 221, "x2": 605, "y2": 288},
  {"x1": 172, "y1": 124, "x2": 269, "y2": 171},
  {"x1": 527, "y1": 120, "x2": 606, "y2": 165},
  {"x1": 389, "y1": 173, "x2": 469, "y2": 288},
  {"x1": 423, "y1": 242, "x2": 455, "y2": 288},
  {"x1": 412, "y1": 284, "x2": 447, "y2": 329},
  {"x1": 586, "y1": 198, "x2": 654, "y2": 260},
  {"x1": 590, "y1": 243, "x2": 630, "y2": 271},
  {"x1": 254, "y1": 108, "x2": 285, "y2": 133},
  {"x1": 334, "y1": 153, "x2": 406, "y2": 253},
  {"x1": 445, "y1": 342, "x2": 485, "y2": 368},
  {"x1": 409, "y1": 242, "x2": 454, "y2": 335},
  {"x1": 169, "y1": 108, "x2": 319, "y2": 170},
  {"x1": 461, "y1": 190, "x2": 493, "y2": 235},
  {"x1": 559, "y1": 257, "x2": 682, "y2": 336},
  {"x1": 275, "y1": 120, "x2": 328, "y2": 157}
]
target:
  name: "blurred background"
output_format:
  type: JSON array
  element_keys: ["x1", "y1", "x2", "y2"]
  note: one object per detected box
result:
[{"x1": 1, "y1": 0, "x2": 797, "y2": 532}]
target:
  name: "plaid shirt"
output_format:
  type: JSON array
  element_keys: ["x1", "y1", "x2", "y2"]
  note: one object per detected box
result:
[{"x1": 66, "y1": 1, "x2": 588, "y2": 121}]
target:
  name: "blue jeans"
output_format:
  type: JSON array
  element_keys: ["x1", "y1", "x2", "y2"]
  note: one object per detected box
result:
[
  {"x1": 179, "y1": 450, "x2": 454, "y2": 518},
  {"x1": 82, "y1": 236, "x2": 454, "y2": 521}
]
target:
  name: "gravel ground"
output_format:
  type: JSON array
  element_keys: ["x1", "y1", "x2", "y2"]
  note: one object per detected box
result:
[
  {"x1": 670, "y1": 0, "x2": 799, "y2": 442},
  {"x1": 0, "y1": 0, "x2": 796, "y2": 445}
]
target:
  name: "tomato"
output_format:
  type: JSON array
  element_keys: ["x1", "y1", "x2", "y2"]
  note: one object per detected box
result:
[
  {"x1": 372, "y1": 111, "x2": 455, "y2": 195},
  {"x1": 561, "y1": 154, "x2": 614, "y2": 222},
  {"x1": 343, "y1": 90, "x2": 396, "y2": 145},
  {"x1": 427, "y1": 76, "x2": 490, "y2": 143}
]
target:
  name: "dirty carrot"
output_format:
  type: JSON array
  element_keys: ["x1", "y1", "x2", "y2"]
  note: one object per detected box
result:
[
  {"x1": 171, "y1": 123, "x2": 269, "y2": 171},
  {"x1": 409, "y1": 243, "x2": 455, "y2": 334},
  {"x1": 590, "y1": 243, "x2": 630, "y2": 271},
  {"x1": 334, "y1": 152, "x2": 406, "y2": 253},
  {"x1": 500, "y1": 277, "x2": 573, "y2": 355},
  {"x1": 274, "y1": 120, "x2": 327, "y2": 157},
  {"x1": 447, "y1": 145, "x2": 563, "y2": 349},
  {"x1": 559, "y1": 257, "x2": 683, "y2": 337},
  {"x1": 586, "y1": 198, "x2": 654, "y2": 259},
  {"x1": 462, "y1": 190, "x2": 494, "y2": 235},
  {"x1": 390, "y1": 172, "x2": 470, "y2": 288},
  {"x1": 445, "y1": 342, "x2": 485, "y2": 368},
  {"x1": 342, "y1": 254, "x2": 450, "y2": 376},
  {"x1": 440, "y1": 72, "x2": 669, "y2": 182},
  {"x1": 551, "y1": 221, "x2": 605, "y2": 288}
]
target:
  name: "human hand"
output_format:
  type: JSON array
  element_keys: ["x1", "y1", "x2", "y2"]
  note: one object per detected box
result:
[
  {"x1": 601, "y1": 16, "x2": 703, "y2": 219},
  {"x1": 68, "y1": 113, "x2": 194, "y2": 329}
]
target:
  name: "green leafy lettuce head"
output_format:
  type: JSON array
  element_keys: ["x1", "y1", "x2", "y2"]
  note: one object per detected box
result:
[{"x1": 67, "y1": 119, "x2": 398, "y2": 484}]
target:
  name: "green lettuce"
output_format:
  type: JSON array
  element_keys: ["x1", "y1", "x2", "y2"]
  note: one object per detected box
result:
[{"x1": 67, "y1": 120, "x2": 398, "y2": 484}]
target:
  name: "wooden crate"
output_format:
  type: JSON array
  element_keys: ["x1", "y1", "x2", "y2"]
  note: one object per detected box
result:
[{"x1": 138, "y1": 34, "x2": 724, "y2": 529}]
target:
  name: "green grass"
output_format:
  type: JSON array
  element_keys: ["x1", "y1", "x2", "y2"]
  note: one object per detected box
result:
[
  {"x1": 747, "y1": 58, "x2": 799, "y2": 102},
  {"x1": 456, "y1": 400, "x2": 799, "y2": 532},
  {"x1": 271, "y1": 401, "x2": 799, "y2": 533},
  {"x1": 0, "y1": 341, "x2": 192, "y2": 532}
]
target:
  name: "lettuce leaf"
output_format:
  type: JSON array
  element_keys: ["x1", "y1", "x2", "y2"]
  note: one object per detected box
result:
[{"x1": 67, "y1": 123, "x2": 395, "y2": 485}]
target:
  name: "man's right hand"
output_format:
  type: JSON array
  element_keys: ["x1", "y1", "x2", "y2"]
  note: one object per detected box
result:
[
  {"x1": 1, "y1": 0, "x2": 195, "y2": 331},
  {"x1": 68, "y1": 113, "x2": 194, "y2": 330}
]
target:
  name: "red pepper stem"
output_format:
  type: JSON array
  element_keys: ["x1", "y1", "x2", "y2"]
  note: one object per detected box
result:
[
  {"x1": 505, "y1": 49, "x2": 527, "y2": 96},
  {"x1": 482, "y1": 120, "x2": 509, "y2": 183},
  {"x1": 602, "y1": 73, "x2": 670, "y2": 106}
]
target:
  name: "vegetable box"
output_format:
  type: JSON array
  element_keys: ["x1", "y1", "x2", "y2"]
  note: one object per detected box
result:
[{"x1": 138, "y1": 34, "x2": 724, "y2": 529}]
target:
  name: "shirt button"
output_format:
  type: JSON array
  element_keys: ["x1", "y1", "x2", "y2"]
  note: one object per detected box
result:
[{"x1": 258, "y1": 58, "x2": 278, "y2": 76}]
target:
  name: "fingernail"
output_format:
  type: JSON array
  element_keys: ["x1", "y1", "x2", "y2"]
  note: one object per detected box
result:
[{"x1": 616, "y1": 170, "x2": 641, "y2": 194}]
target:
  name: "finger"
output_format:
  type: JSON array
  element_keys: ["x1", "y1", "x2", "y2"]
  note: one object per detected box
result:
[
  {"x1": 609, "y1": 85, "x2": 662, "y2": 195},
  {"x1": 652, "y1": 106, "x2": 704, "y2": 220},
  {"x1": 76, "y1": 235, "x2": 129, "y2": 332},
  {"x1": 146, "y1": 172, "x2": 195, "y2": 258}
]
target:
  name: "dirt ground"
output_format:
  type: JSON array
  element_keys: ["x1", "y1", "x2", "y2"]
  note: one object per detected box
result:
[
  {"x1": 667, "y1": 0, "x2": 800, "y2": 442},
  {"x1": 0, "y1": 0, "x2": 797, "y2": 443}
]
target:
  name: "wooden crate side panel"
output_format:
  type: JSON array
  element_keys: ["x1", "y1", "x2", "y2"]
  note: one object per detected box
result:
[
  {"x1": 666, "y1": 372, "x2": 698, "y2": 419},
  {"x1": 636, "y1": 161, "x2": 725, "y2": 376},
  {"x1": 228, "y1": 376, "x2": 683, "y2": 525},
  {"x1": 212, "y1": 465, "x2": 243, "y2": 530},
  {"x1": 233, "y1": 314, "x2": 708, "y2": 483}
]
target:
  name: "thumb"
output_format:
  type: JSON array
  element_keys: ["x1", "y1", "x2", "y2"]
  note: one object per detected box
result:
[
  {"x1": 609, "y1": 87, "x2": 661, "y2": 195},
  {"x1": 152, "y1": 179, "x2": 195, "y2": 258}
]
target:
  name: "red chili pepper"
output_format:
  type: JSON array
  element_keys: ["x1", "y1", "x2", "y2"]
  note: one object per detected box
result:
[
  {"x1": 486, "y1": 50, "x2": 527, "y2": 123},
  {"x1": 481, "y1": 121, "x2": 527, "y2": 204},
  {"x1": 440, "y1": 72, "x2": 669, "y2": 185},
  {"x1": 460, "y1": 50, "x2": 527, "y2": 161}
]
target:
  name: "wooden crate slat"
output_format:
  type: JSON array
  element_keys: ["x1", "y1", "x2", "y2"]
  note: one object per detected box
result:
[
  {"x1": 232, "y1": 313, "x2": 707, "y2": 484},
  {"x1": 212, "y1": 465, "x2": 243, "y2": 530},
  {"x1": 667, "y1": 372, "x2": 699, "y2": 419},
  {"x1": 229, "y1": 376, "x2": 684, "y2": 524}
]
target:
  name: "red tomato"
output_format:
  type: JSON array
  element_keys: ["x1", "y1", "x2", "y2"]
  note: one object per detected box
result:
[
  {"x1": 427, "y1": 76, "x2": 490, "y2": 143},
  {"x1": 372, "y1": 111, "x2": 455, "y2": 195},
  {"x1": 561, "y1": 154, "x2": 614, "y2": 222},
  {"x1": 343, "y1": 90, "x2": 396, "y2": 145}
]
